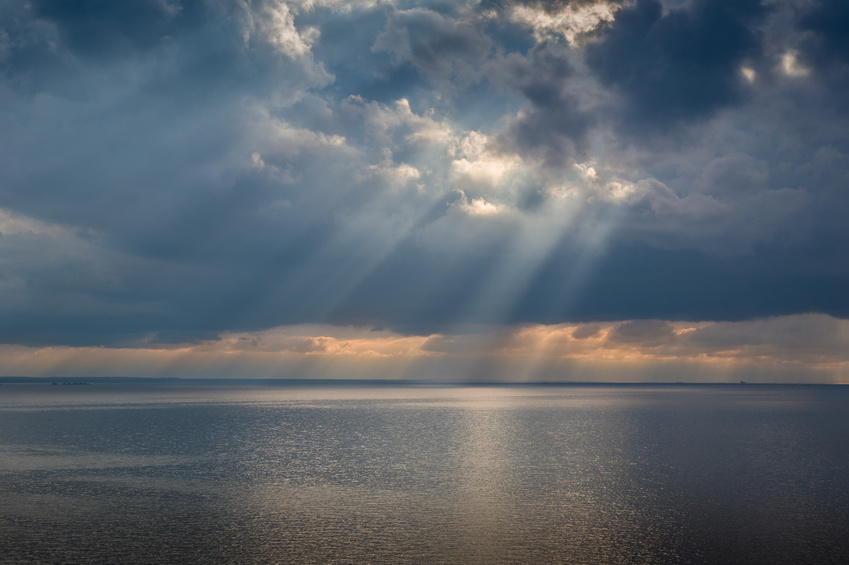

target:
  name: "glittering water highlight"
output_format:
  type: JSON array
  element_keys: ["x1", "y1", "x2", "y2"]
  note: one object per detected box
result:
[{"x1": 1, "y1": 383, "x2": 847, "y2": 564}]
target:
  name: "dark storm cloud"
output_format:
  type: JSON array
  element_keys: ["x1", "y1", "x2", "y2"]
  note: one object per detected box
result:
[
  {"x1": 796, "y1": 0, "x2": 849, "y2": 116},
  {"x1": 298, "y1": 5, "x2": 409, "y2": 103},
  {"x1": 488, "y1": 42, "x2": 591, "y2": 166},
  {"x1": 0, "y1": 0, "x2": 340, "y2": 345},
  {"x1": 0, "y1": 0, "x2": 330, "y2": 233},
  {"x1": 800, "y1": 0, "x2": 849, "y2": 66},
  {"x1": 585, "y1": 0, "x2": 768, "y2": 129},
  {"x1": 329, "y1": 235, "x2": 849, "y2": 335},
  {"x1": 373, "y1": 6, "x2": 492, "y2": 85},
  {"x1": 28, "y1": 0, "x2": 186, "y2": 58},
  {"x1": 0, "y1": 0, "x2": 847, "y2": 349}
]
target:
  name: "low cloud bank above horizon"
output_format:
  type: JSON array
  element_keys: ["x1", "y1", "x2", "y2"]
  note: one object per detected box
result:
[
  {"x1": 2, "y1": 314, "x2": 846, "y2": 383},
  {"x1": 1, "y1": 0, "x2": 848, "y2": 381}
]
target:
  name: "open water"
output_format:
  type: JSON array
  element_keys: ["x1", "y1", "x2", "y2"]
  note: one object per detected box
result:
[{"x1": 1, "y1": 383, "x2": 848, "y2": 564}]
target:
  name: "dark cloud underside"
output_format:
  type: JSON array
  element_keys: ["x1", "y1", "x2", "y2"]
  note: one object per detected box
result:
[{"x1": 0, "y1": 0, "x2": 847, "y2": 347}]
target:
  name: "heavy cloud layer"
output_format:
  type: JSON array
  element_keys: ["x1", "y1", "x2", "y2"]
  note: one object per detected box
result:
[{"x1": 1, "y1": 0, "x2": 847, "y2": 349}]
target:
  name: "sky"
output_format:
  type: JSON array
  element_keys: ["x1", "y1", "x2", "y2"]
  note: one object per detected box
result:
[{"x1": 1, "y1": 0, "x2": 848, "y2": 382}]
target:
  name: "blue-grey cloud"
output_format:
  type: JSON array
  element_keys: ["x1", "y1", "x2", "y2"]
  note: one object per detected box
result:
[
  {"x1": 800, "y1": 0, "x2": 849, "y2": 67},
  {"x1": 488, "y1": 42, "x2": 591, "y2": 166},
  {"x1": 585, "y1": 0, "x2": 768, "y2": 129},
  {"x1": 373, "y1": 7, "x2": 492, "y2": 82},
  {"x1": 0, "y1": 0, "x2": 847, "y2": 348}
]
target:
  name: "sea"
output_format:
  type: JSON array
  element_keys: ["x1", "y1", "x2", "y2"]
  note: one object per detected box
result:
[{"x1": 1, "y1": 381, "x2": 847, "y2": 564}]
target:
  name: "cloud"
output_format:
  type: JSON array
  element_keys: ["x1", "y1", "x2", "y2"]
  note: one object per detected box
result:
[
  {"x1": 608, "y1": 319, "x2": 676, "y2": 344},
  {"x1": 676, "y1": 314, "x2": 849, "y2": 364},
  {"x1": 799, "y1": 0, "x2": 849, "y2": 68},
  {"x1": 372, "y1": 7, "x2": 491, "y2": 88},
  {"x1": 0, "y1": 0, "x2": 847, "y2": 361},
  {"x1": 508, "y1": 1, "x2": 619, "y2": 44},
  {"x1": 624, "y1": 177, "x2": 812, "y2": 255},
  {"x1": 779, "y1": 49, "x2": 810, "y2": 78},
  {"x1": 487, "y1": 42, "x2": 592, "y2": 167},
  {"x1": 449, "y1": 131, "x2": 522, "y2": 185},
  {"x1": 456, "y1": 191, "x2": 505, "y2": 217},
  {"x1": 585, "y1": 0, "x2": 769, "y2": 129},
  {"x1": 244, "y1": 1, "x2": 319, "y2": 59},
  {"x1": 2, "y1": 315, "x2": 845, "y2": 382},
  {"x1": 571, "y1": 324, "x2": 601, "y2": 339},
  {"x1": 437, "y1": 314, "x2": 849, "y2": 371},
  {"x1": 25, "y1": 0, "x2": 184, "y2": 59}
]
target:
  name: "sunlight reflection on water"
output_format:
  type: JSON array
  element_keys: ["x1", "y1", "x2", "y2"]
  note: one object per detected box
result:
[{"x1": 0, "y1": 384, "x2": 847, "y2": 564}]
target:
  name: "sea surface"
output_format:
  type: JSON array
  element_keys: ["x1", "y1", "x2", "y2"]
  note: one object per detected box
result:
[{"x1": 1, "y1": 382, "x2": 848, "y2": 564}]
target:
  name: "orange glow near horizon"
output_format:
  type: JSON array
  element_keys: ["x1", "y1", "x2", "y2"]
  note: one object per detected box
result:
[{"x1": 1, "y1": 314, "x2": 847, "y2": 383}]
